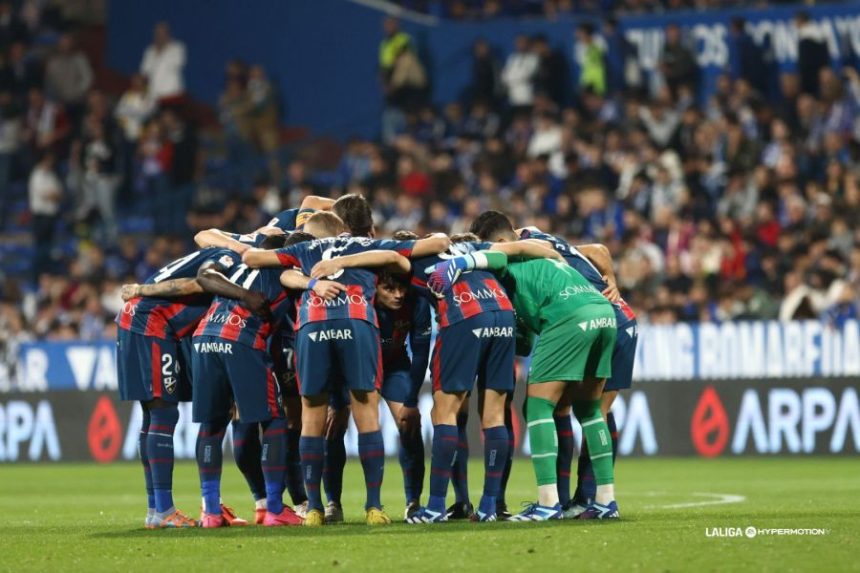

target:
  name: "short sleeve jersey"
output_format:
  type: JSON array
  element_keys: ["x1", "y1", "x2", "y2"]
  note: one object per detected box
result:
[
  {"x1": 411, "y1": 241, "x2": 514, "y2": 328},
  {"x1": 274, "y1": 236, "x2": 416, "y2": 329},
  {"x1": 116, "y1": 247, "x2": 238, "y2": 339}
]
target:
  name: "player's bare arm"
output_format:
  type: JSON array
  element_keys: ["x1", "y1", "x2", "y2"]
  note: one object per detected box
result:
[
  {"x1": 490, "y1": 239, "x2": 563, "y2": 262},
  {"x1": 411, "y1": 233, "x2": 451, "y2": 257},
  {"x1": 577, "y1": 243, "x2": 620, "y2": 303},
  {"x1": 120, "y1": 278, "x2": 204, "y2": 301},
  {"x1": 193, "y1": 228, "x2": 253, "y2": 254},
  {"x1": 242, "y1": 248, "x2": 282, "y2": 268},
  {"x1": 300, "y1": 195, "x2": 336, "y2": 211},
  {"x1": 309, "y1": 251, "x2": 411, "y2": 279},
  {"x1": 196, "y1": 264, "x2": 272, "y2": 320},
  {"x1": 279, "y1": 269, "x2": 346, "y2": 300}
]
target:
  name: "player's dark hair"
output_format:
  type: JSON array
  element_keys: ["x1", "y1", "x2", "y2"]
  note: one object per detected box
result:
[
  {"x1": 469, "y1": 210, "x2": 516, "y2": 242},
  {"x1": 450, "y1": 232, "x2": 479, "y2": 243},
  {"x1": 392, "y1": 230, "x2": 419, "y2": 241},
  {"x1": 333, "y1": 193, "x2": 374, "y2": 237},
  {"x1": 305, "y1": 211, "x2": 346, "y2": 238},
  {"x1": 378, "y1": 270, "x2": 409, "y2": 289},
  {"x1": 260, "y1": 234, "x2": 288, "y2": 250},
  {"x1": 283, "y1": 231, "x2": 316, "y2": 247}
]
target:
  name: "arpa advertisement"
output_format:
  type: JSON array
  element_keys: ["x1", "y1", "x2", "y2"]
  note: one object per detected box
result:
[{"x1": 1, "y1": 378, "x2": 857, "y2": 463}]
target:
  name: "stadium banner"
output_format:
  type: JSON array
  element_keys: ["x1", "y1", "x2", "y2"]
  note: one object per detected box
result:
[
  {"x1": 108, "y1": 1, "x2": 860, "y2": 139},
  {"x1": 1, "y1": 377, "x2": 857, "y2": 463},
  {"x1": 5, "y1": 320, "x2": 859, "y2": 394}
]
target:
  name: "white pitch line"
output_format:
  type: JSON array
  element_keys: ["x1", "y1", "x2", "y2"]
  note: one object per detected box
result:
[{"x1": 643, "y1": 492, "x2": 746, "y2": 509}]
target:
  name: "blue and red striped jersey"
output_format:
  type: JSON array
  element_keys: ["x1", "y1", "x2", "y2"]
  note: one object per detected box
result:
[
  {"x1": 520, "y1": 228, "x2": 636, "y2": 324},
  {"x1": 116, "y1": 247, "x2": 240, "y2": 340},
  {"x1": 274, "y1": 236, "x2": 416, "y2": 329},
  {"x1": 194, "y1": 265, "x2": 292, "y2": 350},
  {"x1": 411, "y1": 242, "x2": 514, "y2": 328},
  {"x1": 378, "y1": 289, "x2": 432, "y2": 377}
]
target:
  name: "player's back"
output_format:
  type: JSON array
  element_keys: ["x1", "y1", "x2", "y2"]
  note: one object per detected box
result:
[
  {"x1": 117, "y1": 247, "x2": 239, "y2": 339},
  {"x1": 523, "y1": 228, "x2": 636, "y2": 325},
  {"x1": 412, "y1": 242, "x2": 513, "y2": 328},
  {"x1": 195, "y1": 265, "x2": 291, "y2": 349},
  {"x1": 503, "y1": 258, "x2": 609, "y2": 334}
]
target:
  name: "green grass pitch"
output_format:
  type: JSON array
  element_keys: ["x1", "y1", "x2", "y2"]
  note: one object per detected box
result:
[{"x1": 1, "y1": 458, "x2": 858, "y2": 572}]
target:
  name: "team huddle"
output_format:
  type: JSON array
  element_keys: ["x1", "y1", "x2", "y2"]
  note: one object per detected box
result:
[{"x1": 116, "y1": 194, "x2": 638, "y2": 528}]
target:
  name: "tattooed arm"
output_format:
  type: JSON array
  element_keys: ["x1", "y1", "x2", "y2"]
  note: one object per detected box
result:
[{"x1": 120, "y1": 278, "x2": 203, "y2": 301}]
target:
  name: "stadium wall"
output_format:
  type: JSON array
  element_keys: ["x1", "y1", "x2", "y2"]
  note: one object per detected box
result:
[
  {"x1": 1, "y1": 321, "x2": 858, "y2": 463},
  {"x1": 107, "y1": 1, "x2": 860, "y2": 139}
]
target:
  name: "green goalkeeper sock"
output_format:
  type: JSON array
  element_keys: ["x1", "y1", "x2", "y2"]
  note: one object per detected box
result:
[
  {"x1": 572, "y1": 399, "x2": 615, "y2": 490},
  {"x1": 526, "y1": 396, "x2": 558, "y2": 489}
]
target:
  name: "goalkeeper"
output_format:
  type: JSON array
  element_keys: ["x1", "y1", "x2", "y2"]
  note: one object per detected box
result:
[{"x1": 428, "y1": 252, "x2": 619, "y2": 521}]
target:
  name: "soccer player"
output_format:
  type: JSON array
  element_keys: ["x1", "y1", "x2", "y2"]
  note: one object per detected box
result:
[
  {"x1": 470, "y1": 211, "x2": 637, "y2": 518},
  {"x1": 191, "y1": 232, "x2": 340, "y2": 527},
  {"x1": 243, "y1": 211, "x2": 449, "y2": 525},
  {"x1": 428, "y1": 251, "x2": 620, "y2": 520},
  {"x1": 117, "y1": 245, "x2": 268, "y2": 528},
  {"x1": 374, "y1": 268, "x2": 432, "y2": 518},
  {"x1": 320, "y1": 232, "x2": 561, "y2": 523}
]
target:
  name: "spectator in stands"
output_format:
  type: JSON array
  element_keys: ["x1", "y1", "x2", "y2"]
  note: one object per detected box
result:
[
  {"x1": 247, "y1": 65, "x2": 280, "y2": 182},
  {"x1": 137, "y1": 118, "x2": 174, "y2": 234},
  {"x1": 575, "y1": 23, "x2": 606, "y2": 97},
  {"x1": 533, "y1": 34, "x2": 567, "y2": 107},
  {"x1": 29, "y1": 151, "x2": 61, "y2": 281},
  {"x1": 161, "y1": 107, "x2": 198, "y2": 235},
  {"x1": 501, "y1": 34, "x2": 539, "y2": 118},
  {"x1": 727, "y1": 17, "x2": 767, "y2": 97},
  {"x1": 470, "y1": 38, "x2": 499, "y2": 106},
  {"x1": 0, "y1": 89, "x2": 19, "y2": 227},
  {"x1": 71, "y1": 115, "x2": 118, "y2": 244},
  {"x1": 0, "y1": 1, "x2": 27, "y2": 50},
  {"x1": 44, "y1": 33, "x2": 93, "y2": 126},
  {"x1": 5, "y1": 42, "x2": 40, "y2": 102},
  {"x1": 21, "y1": 87, "x2": 69, "y2": 160},
  {"x1": 659, "y1": 23, "x2": 697, "y2": 97},
  {"x1": 140, "y1": 21, "x2": 186, "y2": 105},
  {"x1": 114, "y1": 74, "x2": 154, "y2": 201},
  {"x1": 602, "y1": 17, "x2": 639, "y2": 96},
  {"x1": 218, "y1": 77, "x2": 254, "y2": 188},
  {"x1": 795, "y1": 11, "x2": 830, "y2": 97}
]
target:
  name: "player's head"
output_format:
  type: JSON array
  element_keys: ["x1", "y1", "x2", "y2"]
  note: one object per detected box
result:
[
  {"x1": 393, "y1": 230, "x2": 419, "y2": 241},
  {"x1": 304, "y1": 212, "x2": 346, "y2": 239},
  {"x1": 283, "y1": 231, "x2": 316, "y2": 247},
  {"x1": 376, "y1": 271, "x2": 409, "y2": 310},
  {"x1": 450, "y1": 232, "x2": 479, "y2": 244},
  {"x1": 260, "y1": 234, "x2": 288, "y2": 250},
  {"x1": 470, "y1": 210, "x2": 517, "y2": 242},
  {"x1": 333, "y1": 193, "x2": 374, "y2": 237}
]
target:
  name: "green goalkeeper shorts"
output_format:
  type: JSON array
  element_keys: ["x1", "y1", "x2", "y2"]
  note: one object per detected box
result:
[{"x1": 527, "y1": 304, "x2": 618, "y2": 384}]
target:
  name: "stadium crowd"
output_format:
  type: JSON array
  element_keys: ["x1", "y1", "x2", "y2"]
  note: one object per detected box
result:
[{"x1": 1, "y1": 5, "x2": 859, "y2": 374}]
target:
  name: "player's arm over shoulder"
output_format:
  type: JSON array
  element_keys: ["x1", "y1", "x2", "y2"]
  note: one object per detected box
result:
[
  {"x1": 120, "y1": 278, "x2": 203, "y2": 301},
  {"x1": 411, "y1": 233, "x2": 451, "y2": 257},
  {"x1": 243, "y1": 247, "x2": 287, "y2": 268},
  {"x1": 489, "y1": 239, "x2": 562, "y2": 261}
]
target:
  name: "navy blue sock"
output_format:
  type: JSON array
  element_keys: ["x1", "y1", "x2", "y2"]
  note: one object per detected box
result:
[
  {"x1": 231, "y1": 421, "x2": 265, "y2": 502},
  {"x1": 197, "y1": 420, "x2": 227, "y2": 515},
  {"x1": 261, "y1": 418, "x2": 287, "y2": 514},
  {"x1": 555, "y1": 413, "x2": 575, "y2": 506},
  {"x1": 148, "y1": 406, "x2": 179, "y2": 513},
  {"x1": 300, "y1": 436, "x2": 325, "y2": 511},
  {"x1": 323, "y1": 433, "x2": 346, "y2": 505},
  {"x1": 428, "y1": 424, "x2": 457, "y2": 513},
  {"x1": 498, "y1": 408, "x2": 514, "y2": 507},
  {"x1": 358, "y1": 431, "x2": 385, "y2": 510},
  {"x1": 478, "y1": 426, "x2": 509, "y2": 516},
  {"x1": 608, "y1": 411, "x2": 619, "y2": 464},
  {"x1": 451, "y1": 413, "x2": 470, "y2": 505},
  {"x1": 398, "y1": 429, "x2": 425, "y2": 504},
  {"x1": 138, "y1": 407, "x2": 154, "y2": 510},
  {"x1": 285, "y1": 427, "x2": 307, "y2": 505},
  {"x1": 575, "y1": 435, "x2": 596, "y2": 504}
]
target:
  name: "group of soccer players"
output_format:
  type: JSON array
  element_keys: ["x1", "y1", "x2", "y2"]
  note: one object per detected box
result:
[{"x1": 116, "y1": 193, "x2": 638, "y2": 528}]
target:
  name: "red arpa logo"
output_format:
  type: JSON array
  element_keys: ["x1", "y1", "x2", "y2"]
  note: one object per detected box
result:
[
  {"x1": 691, "y1": 386, "x2": 729, "y2": 457},
  {"x1": 88, "y1": 396, "x2": 122, "y2": 463}
]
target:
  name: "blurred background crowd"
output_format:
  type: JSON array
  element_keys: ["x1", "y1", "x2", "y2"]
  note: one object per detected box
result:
[{"x1": 0, "y1": 0, "x2": 858, "y2": 375}]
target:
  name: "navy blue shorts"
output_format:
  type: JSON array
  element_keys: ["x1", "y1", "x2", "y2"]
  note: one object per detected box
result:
[
  {"x1": 177, "y1": 336, "x2": 194, "y2": 392},
  {"x1": 604, "y1": 319, "x2": 638, "y2": 392},
  {"x1": 431, "y1": 310, "x2": 515, "y2": 394},
  {"x1": 381, "y1": 367, "x2": 420, "y2": 407},
  {"x1": 191, "y1": 335, "x2": 283, "y2": 423},
  {"x1": 117, "y1": 329, "x2": 190, "y2": 403},
  {"x1": 295, "y1": 319, "x2": 381, "y2": 398}
]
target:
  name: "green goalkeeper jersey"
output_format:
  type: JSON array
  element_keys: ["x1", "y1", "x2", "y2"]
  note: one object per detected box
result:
[{"x1": 499, "y1": 258, "x2": 611, "y2": 334}]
